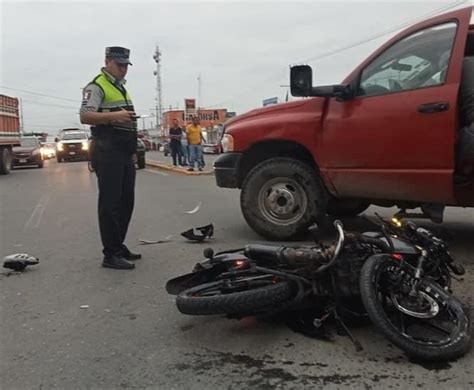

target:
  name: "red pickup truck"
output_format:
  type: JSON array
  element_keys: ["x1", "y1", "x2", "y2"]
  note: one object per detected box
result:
[{"x1": 214, "y1": 7, "x2": 474, "y2": 240}]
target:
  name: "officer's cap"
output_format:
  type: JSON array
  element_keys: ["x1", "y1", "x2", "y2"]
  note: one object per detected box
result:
[{"x1": 105, "y1": 46, "x2": 132, "y2": 65}]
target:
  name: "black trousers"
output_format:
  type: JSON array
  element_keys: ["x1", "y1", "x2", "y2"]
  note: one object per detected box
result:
[
  {"x1": 95, "y1": 151, "x2": 136, "y2": 257},
  {"x1": 170, "y1": 140, "x2": 182, "y2": 166}
]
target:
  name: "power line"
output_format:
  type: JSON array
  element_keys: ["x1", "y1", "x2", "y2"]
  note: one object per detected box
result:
[
  {"x1": 0, "y1": 86, "x2": 80, "y2": 103},
  {"x1": 21, "y1": 99, "x2": 79, "y2": 111}
]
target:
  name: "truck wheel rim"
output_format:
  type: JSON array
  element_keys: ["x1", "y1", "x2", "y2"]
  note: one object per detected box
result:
[{"x1": 258, "y1": 178, "x2": 308, "y2": 226}]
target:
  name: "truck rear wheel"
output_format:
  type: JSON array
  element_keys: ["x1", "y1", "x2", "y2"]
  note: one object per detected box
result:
[
  {"x1": 240, "y1": 158, "x2": 327, "y2": 240},
  {"x1": 0, "y1": 147, "x2": 12, "y2": 175}
]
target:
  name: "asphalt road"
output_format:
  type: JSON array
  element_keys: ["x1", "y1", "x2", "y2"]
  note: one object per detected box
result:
[{"x1": 1, "y1": 158, "x2": 473, "y2": 389}]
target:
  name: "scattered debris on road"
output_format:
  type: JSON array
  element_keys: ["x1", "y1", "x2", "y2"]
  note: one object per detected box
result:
[
  {"x1": 138, "y1": 235, "x2": 173, "y2": 245},
  {"x1": 181, "y1": 223, "x2": 214, "y2": 242},
  {"x1": 3, "y1": 253, "x2": 39, "y2": 272},
  {"x1": 185, "y1": 202, "x2": 202, "y2": 214}
]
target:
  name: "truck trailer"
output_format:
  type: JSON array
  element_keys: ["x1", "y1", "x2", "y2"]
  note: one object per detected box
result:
[{"x1": 0, "y1": 94, "x2": 21, "y2": 175}]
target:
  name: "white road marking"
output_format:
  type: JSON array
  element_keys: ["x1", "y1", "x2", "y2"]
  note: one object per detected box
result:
[
  {"x1": 144, "y1": 169, "x2": 169, "y2": 176},
  {"x1": 23, "y1": 194, "x2": 50, "y2": 230}
]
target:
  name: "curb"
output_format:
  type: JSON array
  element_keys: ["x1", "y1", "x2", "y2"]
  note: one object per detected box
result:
[{"x1": 146, "y1": 160, "x2": 214, "y2": 176}]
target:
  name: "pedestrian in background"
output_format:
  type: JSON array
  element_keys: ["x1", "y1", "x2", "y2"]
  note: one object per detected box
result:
[
  {"x1": 181, "y1": 127, "x2": 189, "y2": 166},
  {"x1": 80, "y1": 46, "x2": 141, "y2": 270},
  {"x1": 168, "y1": 118, "x2": 183, "y2": 166},
  {"x1": 187, "y1": 117, "x2": 205, "y2": 171}
]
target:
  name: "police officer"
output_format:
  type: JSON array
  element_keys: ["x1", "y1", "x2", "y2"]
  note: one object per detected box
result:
[{"x1": 80, "y1": 46, "x2": 141, "y2": 270}]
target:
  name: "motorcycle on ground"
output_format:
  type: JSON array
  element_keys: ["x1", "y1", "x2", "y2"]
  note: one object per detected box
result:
[{"x1": 166, "y1": 217, "x2": 471, "y2": 361}]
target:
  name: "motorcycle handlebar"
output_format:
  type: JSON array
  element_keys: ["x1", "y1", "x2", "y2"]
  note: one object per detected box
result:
[{"x1": 312, "y1": 220, "x2": 345, "y2": 274}]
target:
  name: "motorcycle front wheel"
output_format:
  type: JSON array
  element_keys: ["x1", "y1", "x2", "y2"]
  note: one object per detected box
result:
[
  {"x1": 176, "y1": 276, "x2": 293, "y2": 316},
  {"x1": 360, "y1": 254, "x2": 471, "y2": 361}
]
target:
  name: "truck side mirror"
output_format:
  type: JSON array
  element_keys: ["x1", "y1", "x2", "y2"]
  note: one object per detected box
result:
[{"x1": 290, "y1": 65, "x2": 313, "y2": 97}]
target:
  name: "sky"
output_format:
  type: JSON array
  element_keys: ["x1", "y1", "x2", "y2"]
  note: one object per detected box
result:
[{"x1": 1, "y1": 0, "x2": 473, "y2": 134}]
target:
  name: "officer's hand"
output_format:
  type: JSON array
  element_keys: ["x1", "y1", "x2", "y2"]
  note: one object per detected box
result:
[{"x1": 112, "y1": 109, "x2": 135, "y2": 124}]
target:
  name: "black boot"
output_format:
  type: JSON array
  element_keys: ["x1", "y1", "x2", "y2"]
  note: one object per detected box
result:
[
  {"x1": 121, "y1": 245, "x2": 142, "y2": 261},
  {"x1": 102, "y1": 255, "x2": 135, "y2": 270}
]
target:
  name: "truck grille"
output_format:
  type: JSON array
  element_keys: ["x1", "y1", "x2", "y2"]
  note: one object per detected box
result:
[{"x1": 64, "y1": 142, "x2": 82, "y2": 151}]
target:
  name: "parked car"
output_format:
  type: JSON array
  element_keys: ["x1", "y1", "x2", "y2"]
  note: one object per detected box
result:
[
  {"x1": 214, "y1": 7, "x2": 474, "y2": 240},
  {"x1": 56, "y1": 131, "x2": 89, "y2": 162},
  {"x1": 12, "y1": 136, "x2": 43, "y2": 168},
  {"x1": 162, "y1": 140, "x2": 170, "y2": 156},
  {"x1": 203, "y1": 142, "x2": 222, "y2": 154},
  {"x1": 136, "y1": 138, "x2": 146, "y2": 169},
  {"x1": 139, "y1": 137, "x2": 158, "y2": 151}
]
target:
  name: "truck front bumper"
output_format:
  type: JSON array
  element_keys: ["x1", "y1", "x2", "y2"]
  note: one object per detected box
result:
[{"x1": 213, "y1": 152, "x2": 243, "y2": 188}]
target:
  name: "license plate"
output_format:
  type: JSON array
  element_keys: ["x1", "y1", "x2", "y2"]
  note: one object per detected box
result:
[
  {"x1": 19, "y1": 159, "x2": 27, "y2": 163},
  {"x1": 69, "y1": 151, "x2": 76, "y2": 155}
]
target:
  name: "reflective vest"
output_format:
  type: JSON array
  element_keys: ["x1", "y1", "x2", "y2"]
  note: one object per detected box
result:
[
  {"x1": 93, "y1": 71, "x2": 137, "y2": 133},
  {"x1": 91, "y1": 71, "x2": 137, "y2": 154}
]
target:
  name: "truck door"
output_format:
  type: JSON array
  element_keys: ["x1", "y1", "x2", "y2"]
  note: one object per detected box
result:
[{"x1": 322, "y1": 7, "x2": 472, "y2": 204}]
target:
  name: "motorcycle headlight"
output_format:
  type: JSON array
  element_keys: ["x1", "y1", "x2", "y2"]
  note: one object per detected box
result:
[
  {"x1": 57, "y1": 142, "x2": 64, "y2": 151},
  {"x1": 221, "y1": 134, "x2": 234, "y2": 152}
]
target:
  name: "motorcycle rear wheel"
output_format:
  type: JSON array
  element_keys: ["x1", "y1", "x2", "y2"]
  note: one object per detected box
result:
[
  {"x1": 176, "y1": 277, "x2": 293, "y2": 316},
  {"x1": 360, "y1": 254, "x2": 471, "y2": 361}
]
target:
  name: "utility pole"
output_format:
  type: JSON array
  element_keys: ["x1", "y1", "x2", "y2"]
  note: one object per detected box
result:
[
  {"x1": 19, "y1": 98, "x2": 24, "y2": 134},
  {"x1": 153, "y1": 45, "x2": 163, "y2": 135},
  {"x1": 197, "y1": 73, "x2": 202, "y2": 110}
]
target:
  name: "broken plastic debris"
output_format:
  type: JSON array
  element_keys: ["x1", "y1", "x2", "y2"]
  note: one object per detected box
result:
[
  {"x1": 138, "y1": 235, "x2": 173, "y2": 245},
  {"x1": 185, "y1": 202, "x2": 202, "y2": 214},
  {"x1": 181, "y1": 224, "x2": 214, "y2": 242},
  {"x1": 3, "y1": 253, "x2": 39, "y2": 272}
]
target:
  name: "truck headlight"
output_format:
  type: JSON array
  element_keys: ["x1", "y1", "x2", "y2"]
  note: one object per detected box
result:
[
  {"x1": 57, "y1": 142, "x2": 64, "y2": 151},
  {"x1": 82, "y1": 141, "x2": 89, "y2": 151},
  {"x1": 221, "y1": 134, "x2": 234, "y2": 152}
]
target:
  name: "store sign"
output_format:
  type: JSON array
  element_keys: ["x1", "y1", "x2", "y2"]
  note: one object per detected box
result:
[{"x1": 185, "y1": 99, "x2": 196, "y2": 113}]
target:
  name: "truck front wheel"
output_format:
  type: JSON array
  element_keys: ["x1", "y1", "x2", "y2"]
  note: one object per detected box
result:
[
  {"x1": 0, "y1": 147, "x2": 12, "y2": 175},
  {"x1": 240, "y1": 158, "x2": 327, "y2": 240}
]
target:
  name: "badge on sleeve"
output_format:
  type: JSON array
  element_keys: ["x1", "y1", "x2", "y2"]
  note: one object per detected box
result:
[{"x1": 83, "y1": 89, "x2": 92, "y2": 101}]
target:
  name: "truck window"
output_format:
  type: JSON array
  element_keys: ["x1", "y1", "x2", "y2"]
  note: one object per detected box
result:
[{"x1": 358, "y1": 22, "x2": 457, "y2": 97}]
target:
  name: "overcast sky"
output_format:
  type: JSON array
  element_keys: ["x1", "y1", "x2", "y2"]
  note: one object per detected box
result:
[{"x1": 1, "y1": 0, "x2": 473, "y2": 133}]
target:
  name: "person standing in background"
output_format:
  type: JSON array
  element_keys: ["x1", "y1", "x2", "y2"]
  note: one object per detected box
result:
[
  {"x1": 181, "y1": 126, "x2": 189, "y2": 166},
  {"x1": 168, "y1": 118, "x2": 183, "y2": 166},
  {"x1": 186, "y1": 117, "x2": 204, "y2": 172}
]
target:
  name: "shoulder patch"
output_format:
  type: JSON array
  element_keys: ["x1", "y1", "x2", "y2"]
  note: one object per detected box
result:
[{"x1": 83, "y1": 89, "x2": 92, "y2": 101}]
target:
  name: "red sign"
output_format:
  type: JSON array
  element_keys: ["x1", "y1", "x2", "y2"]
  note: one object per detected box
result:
[{"x1": 185, "y1": 99, "x2": 196, "y2": 113}]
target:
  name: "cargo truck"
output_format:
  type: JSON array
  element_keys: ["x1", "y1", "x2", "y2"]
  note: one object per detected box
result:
[{"x1": 0, "y1": 94, "x2": 21, "y2": 175}]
